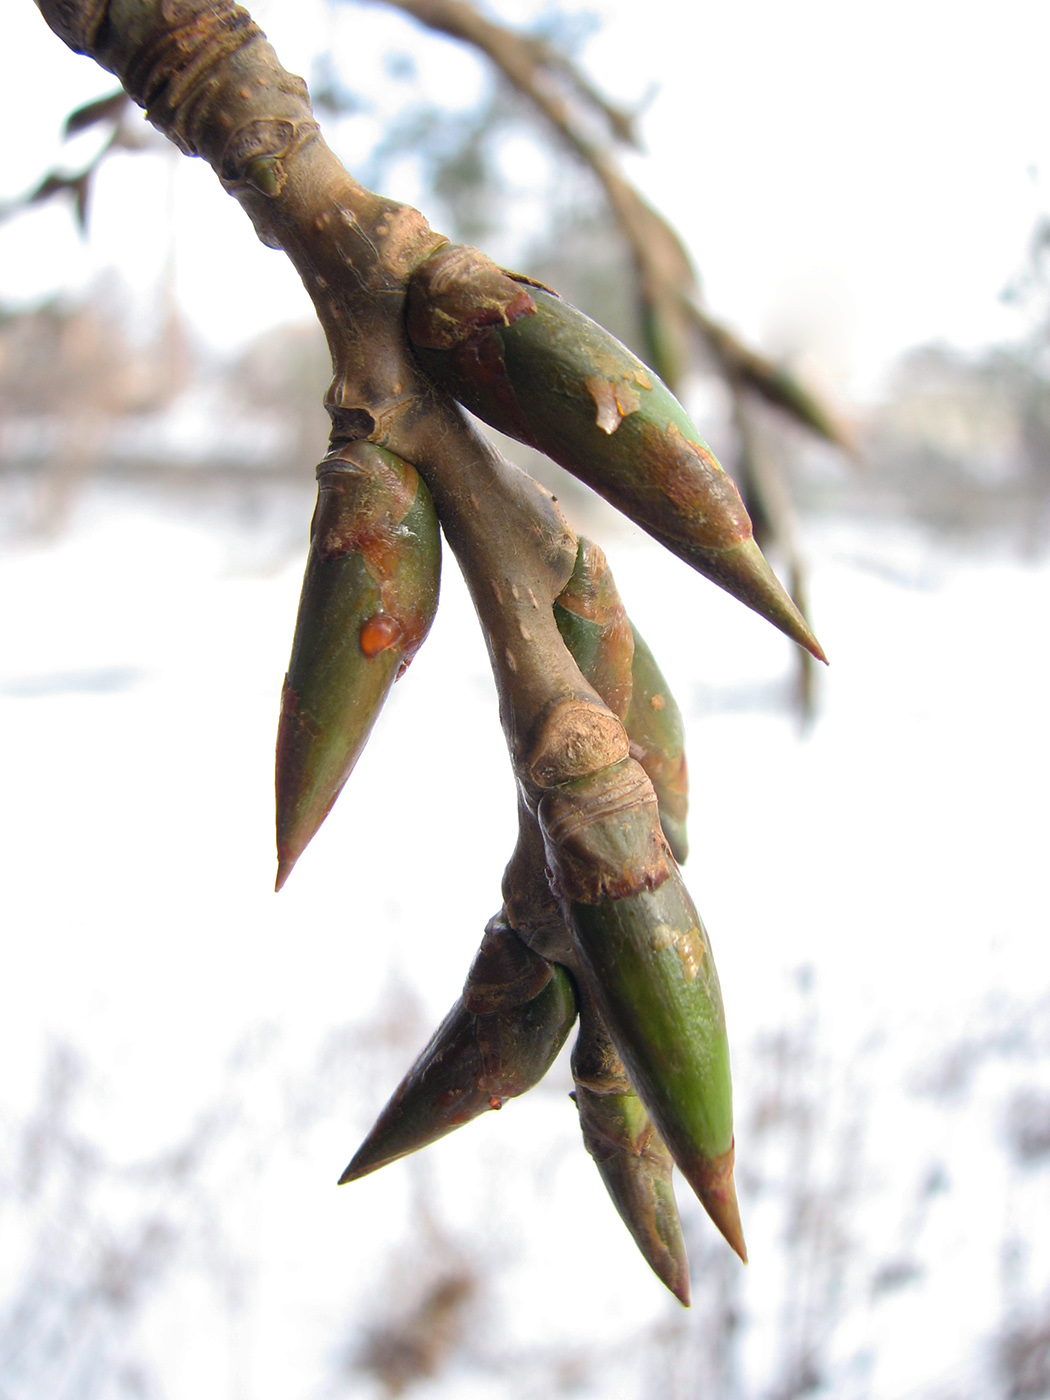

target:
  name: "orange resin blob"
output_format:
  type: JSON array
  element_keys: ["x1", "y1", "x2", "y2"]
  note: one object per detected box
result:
[{"x1": 359, "y1": 613, "x2": 402, "y2": 658}]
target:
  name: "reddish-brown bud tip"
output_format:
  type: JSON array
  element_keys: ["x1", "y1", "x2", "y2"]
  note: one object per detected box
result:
[
  {"x1": 680, "y1": 1140, "x2": 747, "y2": 1263},
  {"x1": 671, "y1": 535, "x2": 826, "y2": 664}
]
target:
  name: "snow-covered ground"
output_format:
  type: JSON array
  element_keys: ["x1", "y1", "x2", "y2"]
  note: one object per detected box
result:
[{"x1": 1, "y1": 478, "x2": 1047, "y2": 1399}]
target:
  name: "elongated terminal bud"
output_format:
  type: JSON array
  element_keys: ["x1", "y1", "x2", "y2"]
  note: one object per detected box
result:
[
  {"x1": 539, "y1": 760, "x2": 745, "y2": 1261},
  {"x1": 340, "y1": 915, "x2": 577, "y2": 1183},
  {"x1": 573, "y1": 993, "x2": 690, "y2": 1303},
  {"x1": 553, "y1": 540, "x2": 690, "y2": 862},
  {"x1": 275, "y1": 443, "x2": 441, "y2": 889},
  {"x1": 571, "y1": 875, "x2": 744, "y2": 1260},
  {"x1": 407, "y1": 245, "x2": 824, "y2": 661}
]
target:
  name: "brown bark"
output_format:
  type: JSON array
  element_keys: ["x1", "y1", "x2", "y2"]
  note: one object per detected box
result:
[{"x1": 34, "y1": 0, "x2": 661, "y2": 836}]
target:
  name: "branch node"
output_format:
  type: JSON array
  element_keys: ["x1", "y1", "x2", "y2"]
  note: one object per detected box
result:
[
  {"x1": 525, "y1": 699, "x2": 628, "y2": 790},
  {"x1": 406, "y1": 243, "x2": 536, "y2": 351},
  {"x1": 538, "y1": 758, "x2": 672, "y2": 904}
]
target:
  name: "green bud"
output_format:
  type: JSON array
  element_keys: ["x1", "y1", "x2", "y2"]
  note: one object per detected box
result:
[
  {"x1": 570, "y1": 874, "x2": 745, "y2": 1261},
  {"x1": 624, "y1": 625, "x2": 689, "y2": 864},
  {"x1": 537, "y1": 763, "x2": 744, "y2": 1261},
  {"x1": 245, "y1": 155, "x2": 282, "y2": 197},
  {"x1": 573, "y1": 1001, "x2": 690, "y2": 1304},
  {"x1": 407, "y1": 246, "x2": 824, "y2": 662},
  {"x1": 553, "y1": 538, "x2": 634, "y2": 723},
  {"x1": 275, "y1": 443, "x2": 440, "y2": 889},
  {"x1": 340, "y1": 916, "x2": 577, "y2": 1183},
  {"x1": 576, "y1": 1087, "x2": 691, "y2": 1303},
  {"x1": 553, "y1": 539, "x2": 690, "y2": 863}
]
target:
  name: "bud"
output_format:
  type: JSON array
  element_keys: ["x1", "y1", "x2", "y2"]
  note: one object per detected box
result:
[
  {"x1": 340, "y1": 916, "x2": 577, "y2": 1183},
  {"x1": 538, "y1": 764, "x2": 745, "y2": 1261},
  {"x1": 553, "y1": 538, "x2": 635, "y2": 723},
  {"x1": 275, "y1": 443, "x2": 440, "y2": 889},
  {"x1": 407, "y1": 245, "x2": 824, "y2": 661},
  {"x1": 573, "y1": 1002, "x2": 690, "y2": 1303},
  {"x1": 624, "y1": 626, "x2": 689, "y2": 864},
  {"x1": 569, "y1": 874, "x2": 745, "y2": 1262},
  {"x1": 553, "y1": 540, "x2": 690, "y2": 863}
]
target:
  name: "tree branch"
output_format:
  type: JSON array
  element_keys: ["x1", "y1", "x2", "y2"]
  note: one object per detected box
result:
[{"x1": 31, "y1": 0, "x2": 819, "y2": 1288}]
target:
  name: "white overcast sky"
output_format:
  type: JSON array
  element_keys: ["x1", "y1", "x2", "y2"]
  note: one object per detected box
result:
[{"x1": 3, "y1": 0, "x2": 1050, "y2": 400}]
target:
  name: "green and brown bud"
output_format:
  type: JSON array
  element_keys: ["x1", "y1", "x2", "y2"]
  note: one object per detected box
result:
[
  {"x1": 553, "y1": 538, "x2": 635, "y2": 723},
  {"x1": 407, "y1": 245, "x2": 824, "y2": 662},
  {"x1": 624, "y1": 626, "x2": 689, "y2": 864},
  {"x1": 553, "y1": 540, "x2": 689, "y2": 863},
  {"x1": 538, "y1": 760, "x2": 745, "y2": 1261},
  {"x1": 275, "y1": 442, "x2": 441, "y2": 890},
  {"x1": 573, "y1": 997, "x2": 690, "y2": 1304},
  {"x1": 570, "y1": 876, "x2": 744, "y2": 1262},
  {"x1": 340, "y1": 914, "x2": 577, "y2": 1183}
]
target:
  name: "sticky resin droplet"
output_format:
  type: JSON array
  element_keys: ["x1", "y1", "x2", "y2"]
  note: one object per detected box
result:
[{"x1": 359, "y1": 613, "x2": 402, "y2": 658}]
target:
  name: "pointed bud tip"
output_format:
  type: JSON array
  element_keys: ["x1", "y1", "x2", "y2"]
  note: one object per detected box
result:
[
  {"x1": 273, "y1": 718, "x2": 351, "y2": 890},
  {"x1": 338, "y1": 1150, "x2": 381, "y2": 1185},
  {"x1": 680, "y1": 1141, "x2": 748, "y2": 1264},
  {"x1": 708, "y1": 1184, "x2": 748, "y2": 1264},
  {"x1": 689, "y1": 536, "x2": 827, "y2": 665},
  {"x1": 669, "y1": 1263, "x2": 692, "y2": 1306},
  {"x1": 584, "y1": 1119, "x2": 693, "y2": 1304},
  {"x1": 337, "y1": 1137, "x2": 395, "y2": 1185}
]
